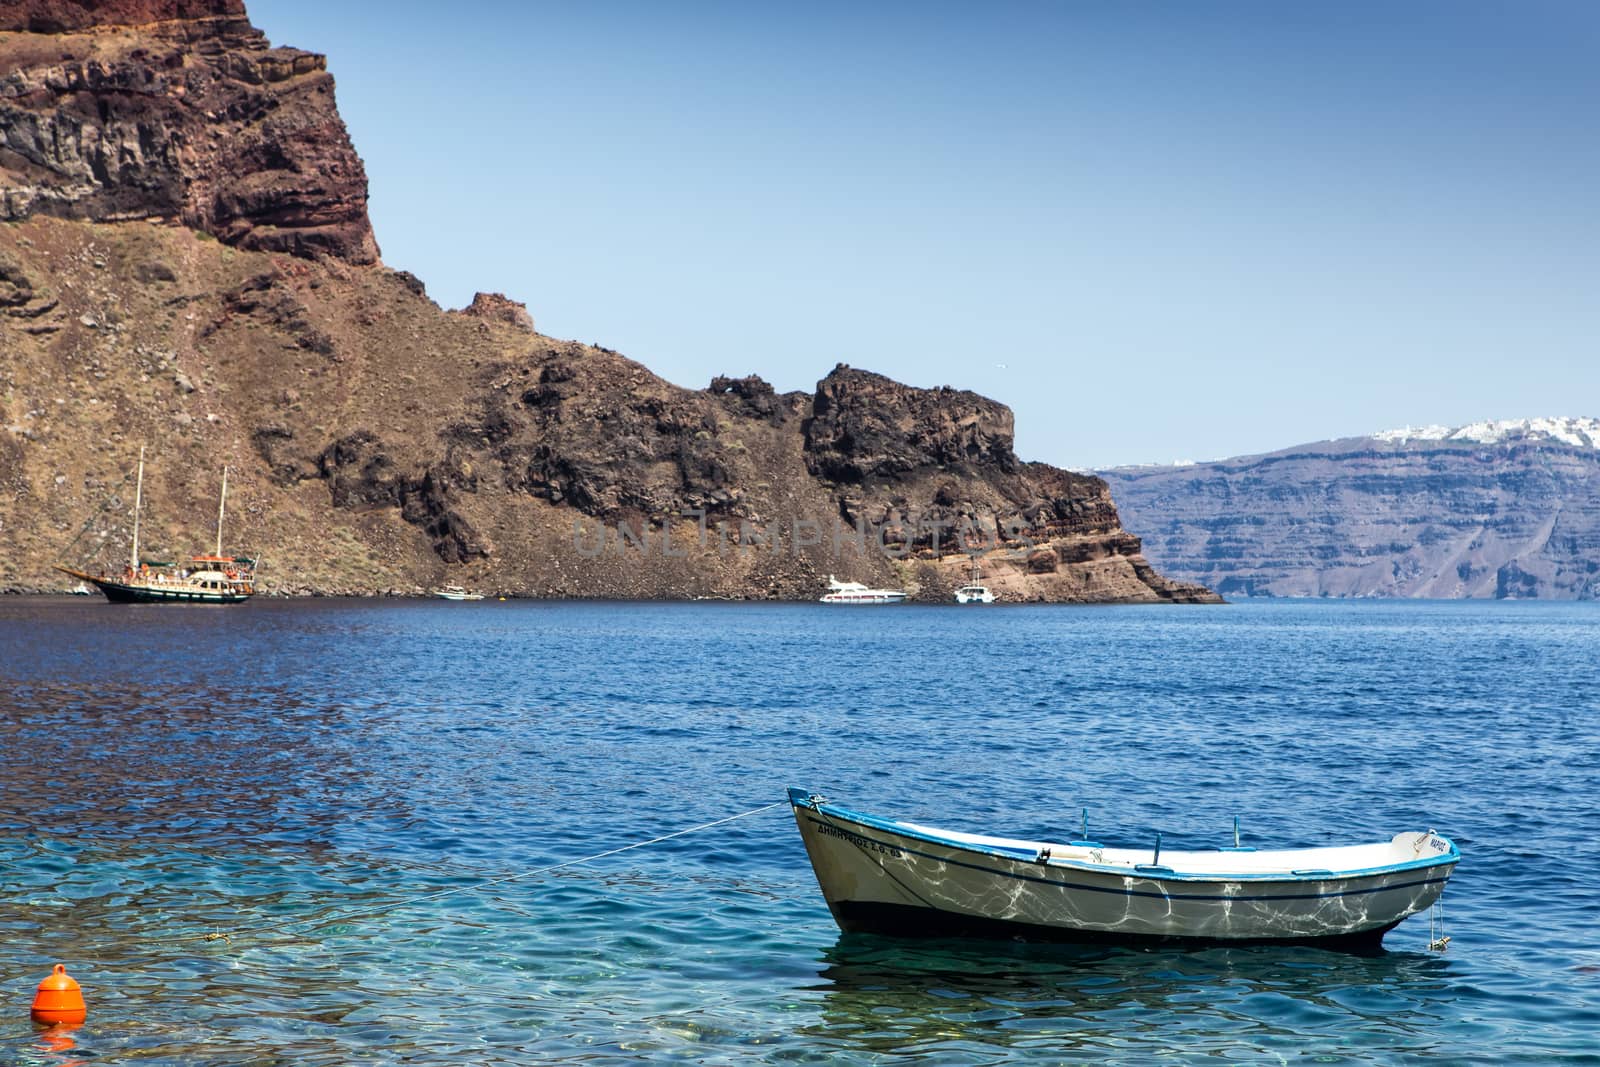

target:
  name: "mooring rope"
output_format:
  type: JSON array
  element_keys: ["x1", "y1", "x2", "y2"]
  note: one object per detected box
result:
[
  {"x1": 55, "y1": 468, "x2": 136, "y2": 566},
  {"x1": 63, "y1": 800, "x2": 789, "y2": 958},
  {"x1": 1428, "y1": 899, "x2": 1450, "y2": 952}
]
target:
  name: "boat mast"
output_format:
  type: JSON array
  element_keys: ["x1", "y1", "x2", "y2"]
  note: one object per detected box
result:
[
  {"x1": 216, "y1": 465, "x2": 228, "y2": 557},
  {"x1": 130, "y1": 445, "x2": 145, "y2": 571}
]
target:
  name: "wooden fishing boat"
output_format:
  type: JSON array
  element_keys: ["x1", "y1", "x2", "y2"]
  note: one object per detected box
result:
[
  {"x1": 54, "y1": 447, "x2": 258, "y2": 604},
  {"x1": 788, "y1": 788, "x2": 1459, "y2": 948}
]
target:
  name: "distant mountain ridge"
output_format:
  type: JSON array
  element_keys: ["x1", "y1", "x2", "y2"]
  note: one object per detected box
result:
[{"x1": 1101, "y1": 417, "x2": 1600, "y2": 600}]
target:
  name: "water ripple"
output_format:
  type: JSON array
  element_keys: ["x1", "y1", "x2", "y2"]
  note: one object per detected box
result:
[{"x1": 1, "y1": 598, "x2": 1597, "y2": 1063}]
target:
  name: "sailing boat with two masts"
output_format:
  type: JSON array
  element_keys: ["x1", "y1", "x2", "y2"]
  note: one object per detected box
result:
[{"x1": 54, "y1": 447, "x2": 258, "y2": 604}]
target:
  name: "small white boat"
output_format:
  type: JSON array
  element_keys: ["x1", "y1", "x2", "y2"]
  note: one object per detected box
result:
[
  {"x1": 820, "y1": 576, "x2": 908, "y2": 605},
  {"x1": 953, "y1": 558, "x2": 995, "y2": 604},
  {"x1": 434, "y1": 585, "x2": 484, "y2": 601},
  {"x1": 789, "y1": 788, "x2": 1458, "y2": 948}
]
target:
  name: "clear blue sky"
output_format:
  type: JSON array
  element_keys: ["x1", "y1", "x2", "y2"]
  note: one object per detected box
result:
[{"x1": 250, "y1": 0, "x2": 1599, "y2": 469}]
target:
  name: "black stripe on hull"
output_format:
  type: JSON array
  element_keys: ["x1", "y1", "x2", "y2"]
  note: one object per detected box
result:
[{"x1": 828, "y1": 900, "x2": 1399, "y2": 954}]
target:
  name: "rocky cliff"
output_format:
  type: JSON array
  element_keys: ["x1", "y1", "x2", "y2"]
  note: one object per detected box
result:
[
  {"x1": 1, "y1": 0, "x2": 376, "y2": 262},
  {"x1": 0, "y1": 2, "x2": 1215, "y2": 603},
  {"x1": 1101, "y1": 419, "x2": 1600, "y2": 599}
]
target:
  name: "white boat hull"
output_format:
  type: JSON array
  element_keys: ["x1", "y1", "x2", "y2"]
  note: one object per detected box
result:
[
  {"x1": 789, "y1": 789, "x2": 1458, "y2": 948},
  {"x1": 820, "y1": 593, "x2": 907, "y2": 605},
  {"x1": 820, "y1": 576, "x2": 908, "y2": 604}
]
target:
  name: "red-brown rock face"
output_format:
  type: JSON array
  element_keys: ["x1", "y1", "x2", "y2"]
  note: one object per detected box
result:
[
  {"x1": 0, "y1": 2, "x2": 246, "y2": 33},
  {"x1": 456, "y1": 292, "x2": 536, "y2": 333},
  {"x1": 0, "y1": 0, "x2": 377, "y2": 263}
]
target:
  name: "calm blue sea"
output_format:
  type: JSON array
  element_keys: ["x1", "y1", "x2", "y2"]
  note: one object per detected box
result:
[{"x1": 1, "y1": 598, "x2": 1597, "y2": 1064}]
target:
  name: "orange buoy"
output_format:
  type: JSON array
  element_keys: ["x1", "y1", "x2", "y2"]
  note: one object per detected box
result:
[{"x1": 31, "y1": 964, "x2": 86, "y2": 1025}]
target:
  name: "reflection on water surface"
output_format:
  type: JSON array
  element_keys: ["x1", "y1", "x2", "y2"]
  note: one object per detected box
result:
[{"x1": 2, "y1": 598, "x2": 1597, "y2": 1063}]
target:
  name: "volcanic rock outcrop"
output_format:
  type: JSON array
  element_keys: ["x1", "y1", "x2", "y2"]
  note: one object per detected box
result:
[
  {"x1": 1102, "y1": 419, "x2": 1600, "y2": 599},
  {"x1": 0, "y1": 2, "x2": 1214, "y2": 602},
  {"x1": 1, "y1": 0, "x2": 377, "y2": 263}
]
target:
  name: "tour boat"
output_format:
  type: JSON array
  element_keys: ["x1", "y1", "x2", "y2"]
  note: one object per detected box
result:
[
  {"x1": 953, "y1": 559, "x2": 996, "y2": 604},
  {"x1": 788, "y1": 788, "x2": 1458, "y2": 948},
  {"x1": 435, "y1": 586, "x2": 485, "y2": 601},
  {"x1": 54, "y1": 448, "x2": 258, "y2": 604},
  {"x1": 819, "y1": 576, "x2": 908, "y2": 605}
]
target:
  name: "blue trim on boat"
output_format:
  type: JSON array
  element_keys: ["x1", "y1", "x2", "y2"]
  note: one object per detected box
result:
[{"x1": 786, "y1": 788, "x2": 1460, "y2": 885}]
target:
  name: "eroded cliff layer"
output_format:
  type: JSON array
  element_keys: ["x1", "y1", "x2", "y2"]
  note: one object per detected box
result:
[
  {"x1": 1102, "y1": 421, "x2": 1600, "y2": 599},
  {"x1": 1, "y1": 0, "x2": 376, "y2": 262},
  {"x1": 0, "y1": 4, "x2": 1214, "y2": 603}
]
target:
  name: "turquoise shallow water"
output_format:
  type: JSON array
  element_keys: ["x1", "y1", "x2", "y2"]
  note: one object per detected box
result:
[{"x1": 1, "y1": 598, "x2": 1597, "y2": 1063}]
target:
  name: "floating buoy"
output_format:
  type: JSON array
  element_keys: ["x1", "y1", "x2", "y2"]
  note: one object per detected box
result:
[{"x1": 31, "y1": 964, "x2": 86, "y2": 1025}]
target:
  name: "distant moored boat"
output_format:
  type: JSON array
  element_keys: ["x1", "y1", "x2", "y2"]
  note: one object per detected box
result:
[
  {"x1": 819, "y1": 576, "x2": 908, "y2": 605},
  {"x1": 953, "y1": 557, "x2": 996, "y2": 604},
  {"x1": 54, "y1": 447, "x2": 258, "y2": 604}
]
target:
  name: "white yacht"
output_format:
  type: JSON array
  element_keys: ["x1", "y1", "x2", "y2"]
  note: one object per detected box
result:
[
  {"x1": 435, "y1": 585, "x2": 485, "y2": 601},
  {"x1": 953, "y1": 559, "x2": 996, "y2": 604},
  {"x1": 820, "y1": 576, "x2": 908, "y2": 605}
]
